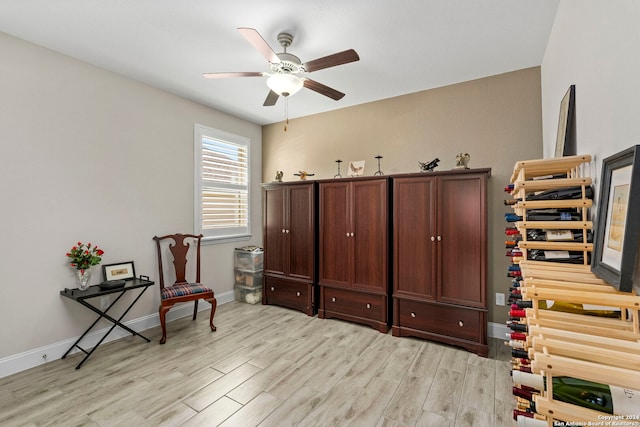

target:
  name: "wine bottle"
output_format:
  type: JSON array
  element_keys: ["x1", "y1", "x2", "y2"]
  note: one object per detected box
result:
[
  {"x1": 505, "y1": 184, "x2": 515, "y2": 192},
  {"x1": 525, "y1": 209, "x2": 583, "y2": 221},
  {"x1": 505, "y1": 213, "x2": 523, "y2": 222},
  {"x1": 507, "y1": 322, "x2": 528, "y2": 332},
  {"x1": 509, "y1": 308, "x2": 526, "y2": 318},
  {"x1": 513, "y1": 386, "x2": 535, "y2": 400},
  {"x1": 507, "y1": 331, "x2": 527, "y2": 341},
  {"x1": 525, "y1": 185, "x2": 593, "y2": 201},
  {"x1": 526, "y1": 229, "x2": 593, "y2": 242},
  {"x1": 512, "y1": 370, "x2": 640, "y2": 414},
  {"x1": 504, "y1": 199, "x2": 518, "y2": 206},
  {"x1": 516, "y1": 416, "x2": 547, "y2": 427},
  {"x1": 527, "y1": 249, "x2": 589, "y2": 264},
  {"x1": 505, "y1": 227, "x2": 520, "y2": 235},
  {"x1": 504, "y1": 339, "x2": 526, "y2": 349},
  {"x1": 509, "y1": 293, "x2": 523, "y2": 301},
  {"x1": 511, "y1": 348, "x2": 529, "y2": 359},
  {"x1": 513, "y1": 409, "x2": 545, "y2": 422},
  {"x1": 531, "y1": 173, "x2": 568, "y2": 180},
  {"x1": 533, "y1": 300, "x2": 621, "y2": 318}
]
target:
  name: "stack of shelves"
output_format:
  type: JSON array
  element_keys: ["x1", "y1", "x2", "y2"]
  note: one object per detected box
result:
[
  {"x1": 503, "y1": 155, "x2": 640, "y2": 425},
  {"x1": 513, "y1": 261, "x2": 640, "y2": 426},
  {"x1": 508, "y1": 154, "x2": 593, "y2": 265}
]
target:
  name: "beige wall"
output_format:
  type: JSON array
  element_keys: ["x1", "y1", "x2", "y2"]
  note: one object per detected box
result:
[
  {"x1": 0, "y1": 32, "x2": 262, "y2": 362},
  {"x1": 263, "y1": 67, "x2": 544, "y2": 325}
]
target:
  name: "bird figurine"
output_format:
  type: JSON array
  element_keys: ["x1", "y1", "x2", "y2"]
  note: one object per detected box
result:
[
  {"x1": 418, "y1": 158, "x2": 440, "y2": 172},
  {"x1": 293, "y1": 171, "x2": 315, "y2": 180},
  {"x1": 274, "y1": 170, "x2": 283, "y2": 182},
  {"x1": 455, "y1": 153, "x2": 471, "y2": 169}
]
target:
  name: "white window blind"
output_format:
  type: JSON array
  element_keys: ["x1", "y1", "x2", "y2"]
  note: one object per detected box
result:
[{"x1": 195, "y1": 124, "x2": 251, "y2": 242}]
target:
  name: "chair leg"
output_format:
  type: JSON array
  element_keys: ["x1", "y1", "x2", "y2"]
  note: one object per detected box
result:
[
  {"x1": 159, "y1": 305, "x2": 170, "y2": 344},
  {"x1": 193, "y1": 299, "x2": 199, "y2": 320},
  {"x1": 208, "y1": 296, "x2": 217, "y2": 332}
]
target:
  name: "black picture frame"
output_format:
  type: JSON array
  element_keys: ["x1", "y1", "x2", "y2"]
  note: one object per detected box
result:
[
  {"x1": 554, "y1": 85, "x2": 576, "y2": 158},
  {"x1": 102, "y1": 261, "x2": 136, "y2": 282},
  {"x1": 591, "y1": 145, "x2": 640, "y2": 292}
]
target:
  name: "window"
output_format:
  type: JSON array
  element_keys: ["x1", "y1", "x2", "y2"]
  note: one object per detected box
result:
[{"x1": 194, "y1": 124, "x2": 250, "y2": 242}]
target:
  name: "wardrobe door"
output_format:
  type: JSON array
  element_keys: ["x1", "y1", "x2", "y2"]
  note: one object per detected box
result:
[
  {"x1": 437, "y1": 173, "x2": 487, "y2": 308},
  {"x1": 319, "y1": 182, "x2": 350, "y2": 288},
  {"x1": 393, "y1": 176, "x2": 437, "y2": 299},
  {"x1": 263, "y1": 185, "x2": 286, "y2": 277},
  {"x1": 351, "y1": 179, "x2": 388, "y2": 291},
  {"x1": 287, "y1": 183, "x2": 315, "y2": 281}
]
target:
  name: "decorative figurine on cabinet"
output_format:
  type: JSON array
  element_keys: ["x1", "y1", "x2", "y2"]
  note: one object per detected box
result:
[
  {"x1": 275, "y1": 170, "x2": 283, "y2": 182},
  {"x1": 455, "y1": 153, "x2": 471, "y2": 169},
  {"x1": 418, "y1": 158, "x2": 440, "y2": 172},
  {"x1": 294, "y1": 171, "x2": 315, "y2": 180}
]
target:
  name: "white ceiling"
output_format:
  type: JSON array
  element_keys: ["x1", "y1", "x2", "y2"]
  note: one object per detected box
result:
[{"x1": 0, "y1": 0, "x2": 559, "y2": 125}]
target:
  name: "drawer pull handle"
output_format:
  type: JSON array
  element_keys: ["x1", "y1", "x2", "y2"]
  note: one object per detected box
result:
[
  {"x1": 410, "y1": 312, "x2": 416, "y2": 318},
  {"x1": 296, "y1": 291, "x2": 301, "y2": 297},
  {"x1": 286, "y1": 229, "x2": 290, "y2": 233},
  {"x1": 437, "y1": 235, "x2": 442, "y2": 241},
  {"x1": 282, "y1": 229, "x2": 286, "y2": 233},
  {"x1": 270, "y1": 286, "x2": 275, "y2": 291},
  {"x1": 331, "y1": 297, "x2": 336, "y2": 303},
  {"x1": 458, "y1": 320, "x2": 464, "y2": 327},
  {"x1": 366, "y1": 303, "x2": 371, "y2": 309},
  {"x1": 430, "y1": 236, "x2": 435, "y2": 242}
]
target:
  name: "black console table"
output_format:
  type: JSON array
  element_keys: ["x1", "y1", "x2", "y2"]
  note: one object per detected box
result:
[{"x1": 60, "y1": 278, "x2": 155, "y2": 369}]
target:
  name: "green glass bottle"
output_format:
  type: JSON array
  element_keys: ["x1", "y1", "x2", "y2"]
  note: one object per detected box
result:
[{"x1": 512, "y1": 370, "x2": 640, "y2": 414}]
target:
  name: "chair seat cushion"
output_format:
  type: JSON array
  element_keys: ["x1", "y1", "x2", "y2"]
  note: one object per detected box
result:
[{"x1": 161, "y1": 283, "x2": 212, "y2": 300}]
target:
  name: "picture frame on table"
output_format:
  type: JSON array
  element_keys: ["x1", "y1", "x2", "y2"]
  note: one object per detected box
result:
[
  {"x1": 102, "y1": 261, "x2": 136, "y2": 282},
  {"x1": 592, "y1": 145, "x2": 640, "y2": 292},
  {"x1": 554, "y1": 85, "x2": 576, "y2": 158}
]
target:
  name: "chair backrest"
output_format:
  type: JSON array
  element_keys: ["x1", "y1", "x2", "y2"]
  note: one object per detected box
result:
[{"x1": 153, "y1": 233, "x2": 203, "y2": 290}]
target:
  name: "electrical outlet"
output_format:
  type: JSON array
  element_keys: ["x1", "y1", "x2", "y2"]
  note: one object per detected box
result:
[
  {"x1": 100, "y1": 296, "x2": 110, "y2": 310},
  {"x1": 496, "y1": 292, "x2": 505, "y2": 306}
]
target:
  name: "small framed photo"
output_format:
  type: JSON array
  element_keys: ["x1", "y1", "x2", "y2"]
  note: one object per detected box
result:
[
  {"x1": 592, "y1": 145, "x2": 640, "y2": 292},
  {"x1": 103, "y1": 261, "x2": 136, "y2": 282},
  {"x1": 348, "y1": 160, "x2": 365, "y2": 177}
]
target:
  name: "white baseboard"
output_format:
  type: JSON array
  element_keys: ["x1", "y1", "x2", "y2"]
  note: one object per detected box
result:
[
  {"x1": 2, "y1": 298, "x2": 509, "y2": 379},
  {"x1": 488, "y1": 321, "x2": 509, "y2": 340},
  {"x1": 0, "y1": 290, "x2": 235, "y2": 379}
]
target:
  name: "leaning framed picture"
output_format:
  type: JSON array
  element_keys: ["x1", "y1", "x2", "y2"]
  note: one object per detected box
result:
[
  {"x1": 103, "y1": 261, "x2": 136, "y2": 282},
  {"x1": 591, "y1": 145, "x2": 640, "y2": 292},
  {"x1": 554, "y1": 85, "x2": 576, "y2": 158}
]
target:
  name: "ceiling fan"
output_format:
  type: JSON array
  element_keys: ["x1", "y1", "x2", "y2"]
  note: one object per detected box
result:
[{"x1": 203, "y1": 28, "x2": 360, "y2": 106}]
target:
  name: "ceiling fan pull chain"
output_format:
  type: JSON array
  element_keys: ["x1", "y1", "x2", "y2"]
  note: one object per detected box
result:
[{"x1": 284, "y1": 97, "x2": 289, "y2": 132}]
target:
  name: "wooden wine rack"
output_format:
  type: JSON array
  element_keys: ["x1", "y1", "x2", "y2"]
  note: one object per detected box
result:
[
  {"x1": 509, "y1": 154, "x2": 593, "y2": 265},
  {"x1": 516, "y1": 260, "x2": 640, "y2": 425}
]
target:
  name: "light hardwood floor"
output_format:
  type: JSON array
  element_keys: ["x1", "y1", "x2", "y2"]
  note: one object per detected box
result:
[{"x1": 0, "y1": 301, "x2": 516, "y2": 427}]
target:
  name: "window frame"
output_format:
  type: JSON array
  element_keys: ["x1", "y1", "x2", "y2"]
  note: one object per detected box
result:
[{"x1": 194, "y1": 123, "x2": 251, "y2": 244}]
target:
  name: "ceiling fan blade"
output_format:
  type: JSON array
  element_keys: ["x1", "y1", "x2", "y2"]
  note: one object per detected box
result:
[
  {"x1": 303, "y1": 79, "x2": 345, "y2": 100},
  {"x1": 304, "y1": 49, "x2": 360, "y2": 73},
  {"x1": 263, "y1": 90, "x2": 279, "y2": 106},
  {"x1": 238, "y1": 28, "x2": 281, "y2": 64},
  {"x1": 203, "y1": 72, "x2": 264, "y2": 79}
]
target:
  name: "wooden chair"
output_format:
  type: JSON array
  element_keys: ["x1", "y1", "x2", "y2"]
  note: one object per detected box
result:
[{"x1": 153, "y1": 233, "x2": 217, "y2": 344}]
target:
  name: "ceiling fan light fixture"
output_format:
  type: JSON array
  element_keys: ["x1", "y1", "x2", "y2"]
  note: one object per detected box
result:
[{"x1": 267, "y1": 73, "x2": 303, "y2": 97}]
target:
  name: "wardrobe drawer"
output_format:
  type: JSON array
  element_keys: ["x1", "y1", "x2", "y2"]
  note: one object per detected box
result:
[
  {"x1": 322, "y1": 287, "x2": 386, "y2": 322},
  {"x1": 264, "y1": 277, "x2": 313, "y2": 314},
  {"x1": 397, "y1": 299, "x2": 482, "y2": 342}
]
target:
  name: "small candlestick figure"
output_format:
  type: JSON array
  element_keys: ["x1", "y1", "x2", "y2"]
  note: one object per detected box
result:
[
  {"x1": 334, "y1": 160, "x2": 343, "y2": 179},
  {"x1": 374, "y1": 155, "x2": 384, "y2": 176}
]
